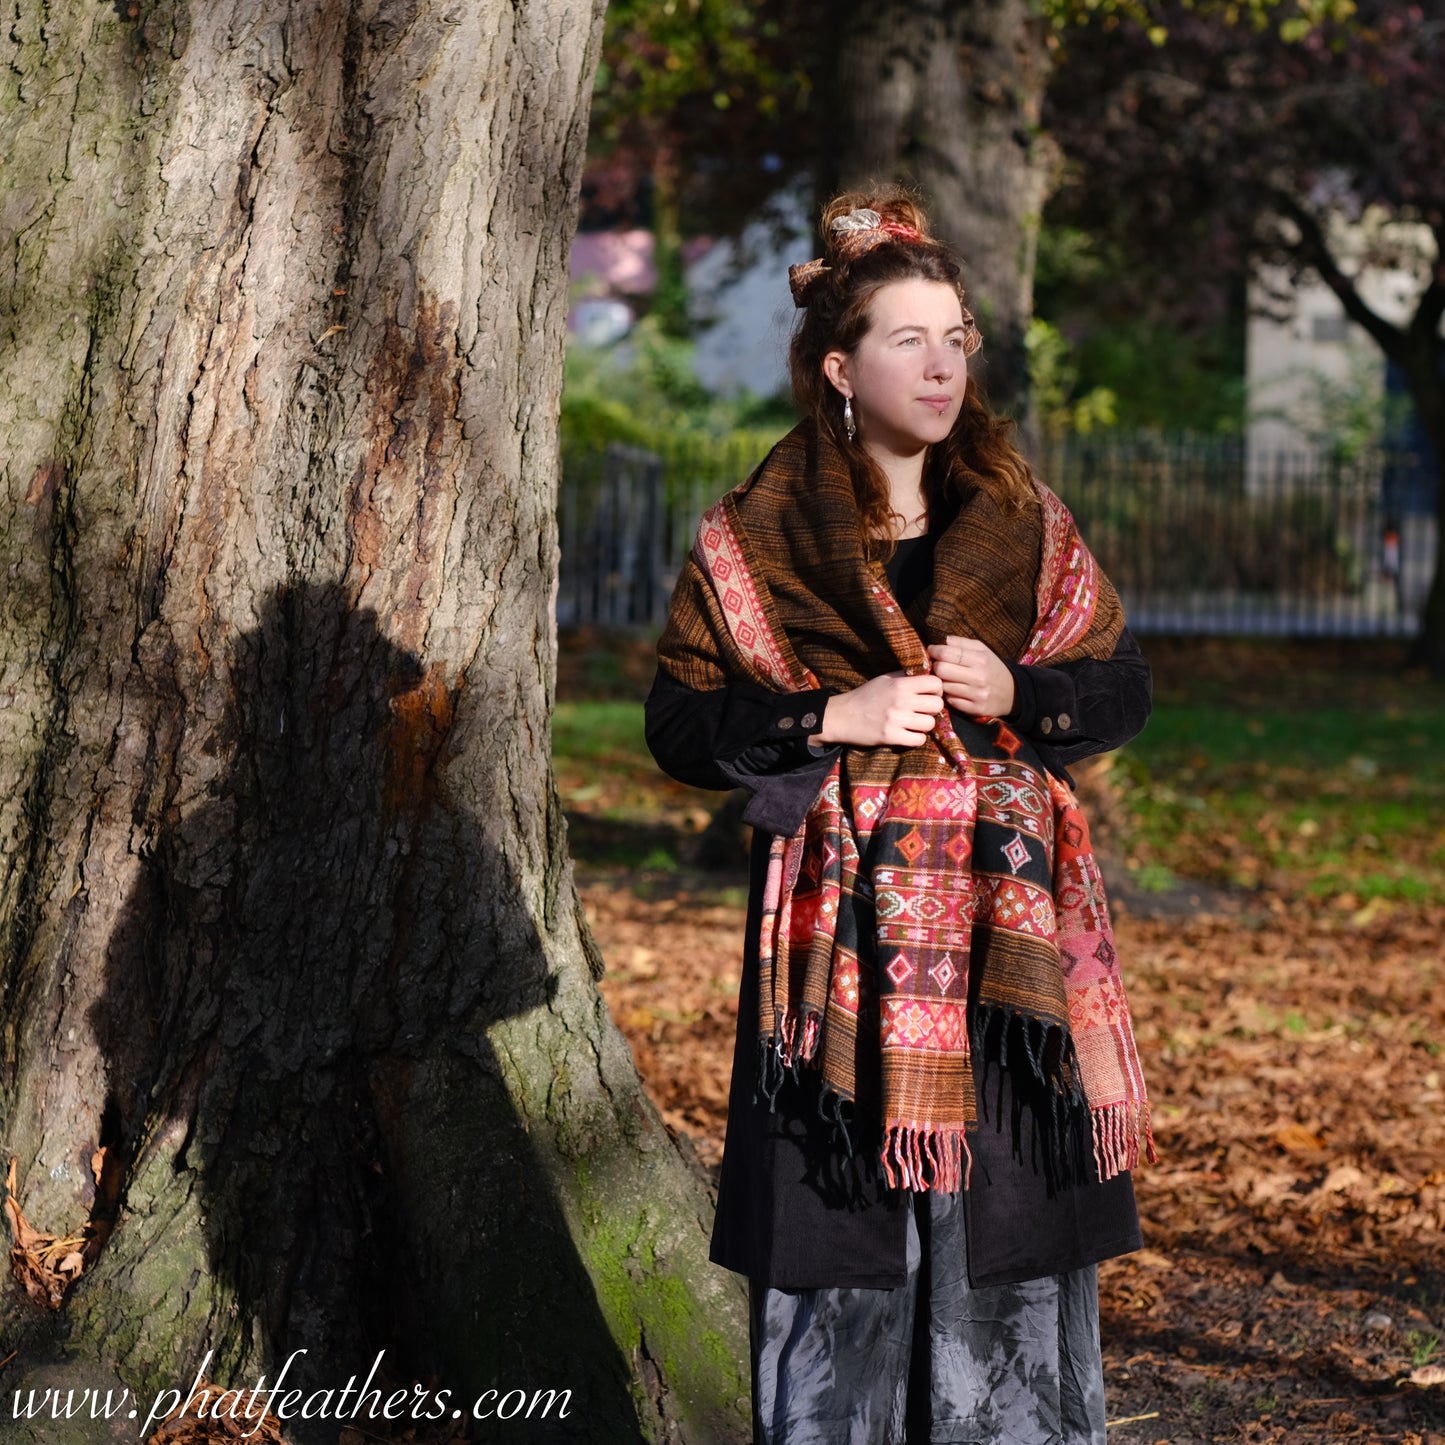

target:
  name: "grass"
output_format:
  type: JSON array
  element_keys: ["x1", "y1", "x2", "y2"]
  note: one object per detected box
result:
[
  {"x1": 553, "y1": 700, "x2": 651, "y2": 764},
  {"x1": 1115, "y1": 698, "x2": 1445, "y2": 904},
  {"x1": 552, "y1": 639, "x2": 1445, "y2": 907},
  {"x1": 1407, "y1": 1330, "x2": 1440, "y2": 1368},
  {"x1": 553, "y1": 699, "x2": 722, "y2": 875}
]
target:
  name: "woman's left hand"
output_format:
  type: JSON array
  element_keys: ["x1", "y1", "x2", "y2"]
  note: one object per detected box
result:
[{"x1": 925, "y1": 635, "x2": 1016, "y2": 718}]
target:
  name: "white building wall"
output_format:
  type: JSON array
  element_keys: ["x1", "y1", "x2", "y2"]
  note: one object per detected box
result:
[
  {"x1": 1246, "y1": 215, "x2": 1437, "y2": 471},
  {"x1": 686, "y1": 192, "x2": 814, "y2": 399}
]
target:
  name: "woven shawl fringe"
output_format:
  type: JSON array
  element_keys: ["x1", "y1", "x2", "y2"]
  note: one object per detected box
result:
[
  {"x1": 1091, "y1": 1099, "x2": 1158, "y2": 1181},
  {"x1": 972, "y1": 1004, "x2": 1094, "y2": 1194},
  {"x1": 756, "y1": 1026, "x2": 857, "y2": 1161},
  {"x1": 881, "y1": 1124, "x2": 970, "y2": 1193}
]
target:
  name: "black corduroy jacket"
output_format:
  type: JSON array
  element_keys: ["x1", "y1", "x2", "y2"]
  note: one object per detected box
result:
[{"x1": 644, "y1": 628, "x2": 1152, "y2": 1289}]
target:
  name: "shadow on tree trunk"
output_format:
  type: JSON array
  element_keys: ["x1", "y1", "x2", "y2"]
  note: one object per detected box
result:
[{"x1": 52, "y1": 582, "x2": 643, "y2": 1442}]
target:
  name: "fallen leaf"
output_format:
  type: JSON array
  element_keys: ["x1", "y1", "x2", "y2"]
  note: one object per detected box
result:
[
  {"x1": 1272, "y1": 1123, "x2": 1326, "y2": 1153},
  {"x1": 1131, "y1": 1248, "x2": 1175, "y2": 1270}
]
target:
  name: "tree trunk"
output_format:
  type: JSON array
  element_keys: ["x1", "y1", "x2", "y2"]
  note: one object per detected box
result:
[
  {"x1": 817, "y1": 0, "x2": 1055, "y2": 414},
  {"x1": 0, "y1": 3, "x2": 748, "y2": 1441},
  {"x1": 1403, "y1": 357, "x2": 1445, "y2": 677},
  {"x1": 1416, "y1": 462, "x2": 1445, "y2": 676}
]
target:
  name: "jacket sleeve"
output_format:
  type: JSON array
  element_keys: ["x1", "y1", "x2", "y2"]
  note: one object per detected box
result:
[
  {"x1": 643, "y1": 670, "x2": 841, "y2": 836},
  {"x1": 1002, "y1": 626, "x2": 1152, "y2": 770}
]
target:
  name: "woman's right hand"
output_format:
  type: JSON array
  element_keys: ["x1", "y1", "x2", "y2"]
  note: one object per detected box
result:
[{"x1": 813, "y1": 671, "x2": 945, "y2": 748}]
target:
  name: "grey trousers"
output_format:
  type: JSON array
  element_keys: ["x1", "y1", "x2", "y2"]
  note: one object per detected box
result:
[{"x1": 748, "y1": 1188, "x2": 1107, "y2": 1445}]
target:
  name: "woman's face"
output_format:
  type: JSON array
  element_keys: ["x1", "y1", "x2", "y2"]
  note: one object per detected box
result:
[{"x1": 822, "y1": 278, "x2": 968, "y2": 460}]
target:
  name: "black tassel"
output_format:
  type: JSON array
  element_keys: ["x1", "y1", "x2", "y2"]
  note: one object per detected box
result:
[
  {"x1": 818, "y1": 1087, "x2": 855, "y2": 1160},
  {"x1": 757, "y1": 1036, "x2": 785, "y2": 1113}
]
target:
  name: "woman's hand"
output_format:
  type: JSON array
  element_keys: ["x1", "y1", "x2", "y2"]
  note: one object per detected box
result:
[
  {"x1": 812, "y1": 671, "x2": 945, "y2": 747},
  {"x1": 925, "y1": 636, "x2": 1016, "y2": 718}
]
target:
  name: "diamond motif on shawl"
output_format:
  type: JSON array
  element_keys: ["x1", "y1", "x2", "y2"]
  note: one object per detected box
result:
[
  {"x1": 944, "y1": 830, "x2": 971, "y2": 865},
  {"x1": 931, "y1": 955, "x2": 958, "y2": 991},
  {"x1": 736, "y1": 621, "x2": 756, "y2": 647},
  {"x1": 1063, "y1": 820, "x2": 1084, "y2": 849},
  {"x1": 993, "y1": 722, "x2": 1023, "y2": 757},
  {"x1": 908, "y1": 894, "x2": 948, "y2": 923},
  {"x1": 1056, "y1": 861, "x2": 1109, "y2": 918},
  {"x1": 1094, "y1": 938, "x2": 1117, "y2": 969},
  {"x1": 674, "y1": 463, "x2": 1153, "y2": 1191},
  {"x1": 895, "y1": 827, "x2": 926, "y2": 864},
  {"x1": 930, "y1": 1004, "x2": 967, "y2": 1050},
  {"x1": 875, "y1": 889, "x2": 904, "y2": 920},
  {"x1": 981, "y1": 780, "x2": 1015, "y2": 810}
]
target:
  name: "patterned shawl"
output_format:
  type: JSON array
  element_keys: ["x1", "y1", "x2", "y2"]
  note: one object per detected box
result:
[{"x1": 656, "y1": 419, "x2": 1153, "y2": 1193}]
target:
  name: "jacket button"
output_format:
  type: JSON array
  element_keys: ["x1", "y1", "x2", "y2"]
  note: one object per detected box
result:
[
  {"x1": 778, "y1": 716, "x2": 795, "y2": 730},
  {"x1": 1039, "y1": 716, "x2": 1053, "y2": 735},
  {"x1": 1058, "y1": 713, "x2": 1072, "y2": 730},
  {"x1": 800, "y1": 712, "x2": 818, "y2": 730}
]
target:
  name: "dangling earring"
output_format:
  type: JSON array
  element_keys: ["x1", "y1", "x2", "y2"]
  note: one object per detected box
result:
[{"x1": 843, "y1": 396, "x2": 856, "y2": 442}]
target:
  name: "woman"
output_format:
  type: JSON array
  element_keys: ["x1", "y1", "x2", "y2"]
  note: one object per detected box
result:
[{"x1": 645, "y1": 191, "x2": 1154, "y2": 1445}]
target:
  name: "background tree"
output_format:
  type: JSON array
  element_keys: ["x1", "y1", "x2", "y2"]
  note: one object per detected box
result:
[
  {"x1": 814, "y1": 0, "x2": 1055, "y2": 408},
  {"x1": 588, "y1": 0, "x2": 1345, "y2": 415},
  {"x1": 584, "y1": 0, "x2": 817, "y2": 334},
  {"x1": 1047, "y1": 0, "x2": 1445, "y2": 673},
  {"x1": 0, "y1": 2, "x2": 748, "y2": 1440}
]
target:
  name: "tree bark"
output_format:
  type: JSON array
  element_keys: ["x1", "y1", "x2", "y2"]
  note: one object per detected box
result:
[
  {"x1": 817, "y1": 0, "x2": 1055, "y2": 414},
  {"x1": 0, "y1": 3, "x2": 748, "y2": 1441},
  {"x1": 1405, "y1": 382, "x2": 1445, "y2": 677}
]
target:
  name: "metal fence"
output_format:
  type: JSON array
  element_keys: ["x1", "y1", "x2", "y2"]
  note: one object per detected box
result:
[
  {"x1": 557, "y1": 434, "x2": 1437, "y2": 637},
  {"x1": 558, "y1": 438, "x2": 764, "y2": 628}
]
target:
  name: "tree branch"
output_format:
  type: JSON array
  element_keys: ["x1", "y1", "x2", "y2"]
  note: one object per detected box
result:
[
  {"x1": 1410, "y1": 218, "x2": 1445, "y2": 342},
  {"x1": 1275, "y1": 194, "x2": 1405, "y2": 362}
]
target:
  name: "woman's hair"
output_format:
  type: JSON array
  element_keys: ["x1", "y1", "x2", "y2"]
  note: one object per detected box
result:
[{"x1": 789, "y1": 187, "x2": 1036, "y2": 551}]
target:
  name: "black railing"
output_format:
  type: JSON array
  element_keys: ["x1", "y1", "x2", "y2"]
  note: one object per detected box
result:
[
  {"x1": 558, "y1": 437, "x2": 768, "y2": 628},
  {"x1": 558, "y1": 434, "x2": 1437, "y2": 637}
]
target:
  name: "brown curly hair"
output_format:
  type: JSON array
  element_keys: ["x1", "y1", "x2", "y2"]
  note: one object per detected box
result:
[{"x1": 789, "y1": 187, "x2": 1036, "y2": 555}]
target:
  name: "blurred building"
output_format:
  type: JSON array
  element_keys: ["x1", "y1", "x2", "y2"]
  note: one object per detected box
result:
[
  {"x1": 1246, "y1": 212, "x2": 1441, "y2": 518},
  {"x1": 568, "y1": 191, "x2": 813, "y2": 400}
]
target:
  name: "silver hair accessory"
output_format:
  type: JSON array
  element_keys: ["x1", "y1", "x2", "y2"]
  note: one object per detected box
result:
[
  {"x1": 788, "y1": 206, "x2": 935, "y2": 308},
  {"x1": 844, "y1": 396, "x2": 856, "y2": 442},
  {"x1": 831, "y1": 208, "x2": 883, "y2": 233}
]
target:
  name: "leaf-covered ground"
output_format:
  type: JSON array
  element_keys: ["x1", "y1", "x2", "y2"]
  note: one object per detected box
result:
[{"x1": 560, "y1": 631, "x2": 1445, "y2": 1442}]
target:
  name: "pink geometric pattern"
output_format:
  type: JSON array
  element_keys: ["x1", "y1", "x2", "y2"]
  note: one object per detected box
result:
[
  {"x1": 681, "y1": 464, "x2": 1152, "y2": 1191},
  {"x1": 882, "y1": 998, "x2": 967, "y2": 1051},
  {"x1": 886, "y1": 951, "x2": 915, "y2": 987},
  {"x1": 693, "y1": 499, "x2": 801, "y2": 689},
  {"x1": 931, "y1": 955, "x2": 958, "y2": 991},
  {"x1": 1020, "y1": 482, "x2": 1100, "y2": 666}
]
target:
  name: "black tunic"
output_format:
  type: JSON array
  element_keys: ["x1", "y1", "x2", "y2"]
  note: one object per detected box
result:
[{"x1": 643, "y1": 530, "x2": 1152, "y2": 1290}]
